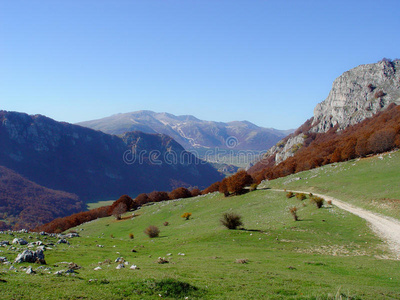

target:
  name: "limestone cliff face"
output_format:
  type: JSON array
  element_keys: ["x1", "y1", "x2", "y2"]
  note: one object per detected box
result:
[
  {"x1": 312, "y1": 60, "x2": 400, "y2": 132},
  {"x1": 249, "y1": 60, "x2": 400, "y2": 171}
]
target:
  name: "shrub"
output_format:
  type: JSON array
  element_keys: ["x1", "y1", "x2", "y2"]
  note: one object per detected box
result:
[
  {"x1": 148, "y1": 191, "x2": 170, "y2": 203},
  {"x1": 220, "y1": 212, "x2": 243, "y2": 230},
  {"x1": 286, "y1": 192, "x2": 294, "y2": 198},
  {"x1": 181, "y1": 212, "x2": 192, "y2": 220},
  {"x1": 163, "y1": 221, "x2": 169, "y2": 226},
  {"x1": 310, "y1": 196, "x2": 324, "y2": 208},
  {"x1": 144, "y1": 225, "x2": 160, "y2": 238},
  {"x1": 289, "y1": 207, "x2": 299, "y2": 221},
  {"x1": 202, "y1": 182, "x2": 220, "y2": 195},
  {"x1": 295, "y1": 193, "x2": 307, "y2": 200},
  {"x1": 327, "y1": 200, "x2": 332, "y2": 206},
  {"x1": 111, "y1": 202, "x2": 127, "y2": 220},
  {"x1": 135, "y1": 193, "x2": 150, "y2": 206},
  {"x1": 190, "y1": 188, "x2": 202, "y2": 197},
  {"x1": 129, "y1": 233, "x2": 134, "y2": 239},
  {"x1": 109, "y1": 195, "x2": 136, "y2": 216},
  {"x1": 227, "y1": 170, "x2": 253, "y2": 195},
  {"x1": 169, "y1": 187, "x2": 192, "y2": 200}
]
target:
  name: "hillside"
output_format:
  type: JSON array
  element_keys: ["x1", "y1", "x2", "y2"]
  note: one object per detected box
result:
[
  {"x1": 0, "y1": 111, "x2": 223, "y2": 203},
  {"x1": 1, "y1": 155, "x2": 400, "y2": 299},
  {"x1": 77, "y1": 110, "x2": 291, "y2": 153},
  {"x1": 267, "y1": 149, "x2": 400, "y2": 222},
  {"x1": 251, "y1": 59, "x2": 400, "y2": 168},
  {"x1": 0, "y1": 166, "x2": 83, "y2": 230},
  {"x1": 249, "y1": 96, "x2": 400, "y2": 178}
]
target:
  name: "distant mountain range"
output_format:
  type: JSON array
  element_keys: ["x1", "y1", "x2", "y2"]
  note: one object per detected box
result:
[
  {"x1": 77, "y1": 111, "x2": 293, "y2": 152},
  {"x1": 0, "y1": 110, "x2": 223, "y2": 229}
]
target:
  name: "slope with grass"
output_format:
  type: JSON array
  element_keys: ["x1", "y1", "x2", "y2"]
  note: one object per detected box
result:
[
  {"x1": 1, "y1": 189, "x2": 400, "y2": 299},
  {"x1": 267, "y1": 150, "x2": 400, "y2": 221}
]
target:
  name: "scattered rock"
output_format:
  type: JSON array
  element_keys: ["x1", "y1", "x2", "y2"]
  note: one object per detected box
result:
[
  {"x1": 177, "y1": 253, "x2": 185, "y2": 256},
  {"x1": 14, "y1": 249, "x2": 45, "y2": 264},
  {"x1": 116, "y1": 264, "x2": 125, "y2": 269},
  {"x1": 12, "y1": 238, "x2": 28, "y2": 245},
  {"x1": 96, "y1": 244, "x2": 104, "y2": 248},
  {"x1": 0, "y1": 241, "x2": 10, "y2": 247},
  {"x1": 131, "y1": 249, "x2": 137, "y2": 252},
  {"x1": 56, "y1": 239, "x2": 69, "y2": 245},
  {"x1": 26, "y1": 267, "x2": 35, "y2": 274},
  {"x1": 94, "y1": 267, "x2": 102, "y2": 271},
  {"x1": 157, "y1": 257, "x2": 169, "y2": 264},
  {"x1": 65, "y1": 233, "x2": 79, "y2": 238},
  {"x1": 115, "y1": 257, "x2": 124, "y2": 263},
  {"x1": 130, "y1": 264, "x2": 139, "y2": 270},
  {"x1": 54, "y1": 270, "x2": 65, "y2": 275},
  {"x1": 0, "y1": 256, "x2": 8, "y2": 263},
  {"x1": 235, "y1": 259, "x2": 248, "y2": 264}
]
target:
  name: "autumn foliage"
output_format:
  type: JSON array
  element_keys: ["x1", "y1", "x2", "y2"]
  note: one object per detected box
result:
[
  {"x1": 252, "y1": 104, "x2": 400, "y2": 182},
  {"x1": 168, "y1": 187, "x2": 192, "y2": 200}
]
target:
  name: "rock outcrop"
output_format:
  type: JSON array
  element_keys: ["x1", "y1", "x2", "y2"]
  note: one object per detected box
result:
[
  {"x1": 312, "y1": 59, "x2": 400, "y2": 132},
  {"x1": 249, "y1": 60, "x2": 400, "y2": 171}
]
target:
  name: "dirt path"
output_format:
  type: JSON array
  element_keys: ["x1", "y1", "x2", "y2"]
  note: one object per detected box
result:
[{"x1": 272, "y1": 189, "x2": 400, "y2": 258}]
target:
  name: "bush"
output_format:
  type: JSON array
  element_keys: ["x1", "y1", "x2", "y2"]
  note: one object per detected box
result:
[
  {"x1": 286, "y1": 192, "x2": 294, "y2": 198},
  {"x1": 220, "y1": 212, "x2": 243, "y2": 230},
  {"x1": 181, "y1": 212, "x2": 192, "y2": 220},
  {"x1": 111, "y1": 202, "x2": 127, "y2": 220},
  {"x1": 310, "y1": 196, "x2": 324, "y2": 208},
  {"x1": 190, "y1": 188, "x2": 202, "y2": 197},
  {"x1": 144, "y1": 225, "x2": 160, "y2": 238},
  {"x1": 163, "y1": 221, "x2": 169, "y2": 226},
  {"x1": 295, "y1": 193, "x2": 307, "y2": 200},
  {"x1": 148, "y1": 191, "x2": 170, "y2": 203},
  {"x1": 227, "y1": 170, "x2": 253, "y2": 195},
  {"x1": 169, "y1": 187, "x2": 192, "y2": 200},
  {"x1": 129, "y1": 233, "x2": 134, "y2": 239},
  {"x1": 289, "y1": 207, "x2": 299, "y2": 221},
  {"x1": 135, "y1": 193, "x2": 150, "y2": 206}
]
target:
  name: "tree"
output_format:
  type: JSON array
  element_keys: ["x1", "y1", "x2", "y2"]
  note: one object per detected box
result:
[
  {"x1": 112, "y1": 202, "x2": 127, "y2": 220},
  {"x1": 168, "y1": 187, "x2": 192, "y2": 200},
  {"x1": 227, "y1": 170, "x2": 253, "y2": 195}
]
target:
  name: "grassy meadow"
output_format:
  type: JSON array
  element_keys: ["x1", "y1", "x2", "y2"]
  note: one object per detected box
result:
[
  {"x1": 267, "y1": 150, "x2": 400, "y2": 221},
  {"x1": 1, "y1": 181, "x2": 400, "y2": 299}
]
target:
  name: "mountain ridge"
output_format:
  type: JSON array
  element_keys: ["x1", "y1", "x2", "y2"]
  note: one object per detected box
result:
[{"x1": 77, "y1": 110, "x2": 292, "y2": 152}]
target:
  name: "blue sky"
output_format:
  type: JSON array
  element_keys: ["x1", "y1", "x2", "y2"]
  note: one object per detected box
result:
[{"x1": 1, "y1": 1, "x2": 399, "y2": 130}]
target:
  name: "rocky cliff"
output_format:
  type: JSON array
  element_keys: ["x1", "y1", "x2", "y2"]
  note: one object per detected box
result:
[{"x1": 249, "y1": 59, "x2": 400, "y2": 171}]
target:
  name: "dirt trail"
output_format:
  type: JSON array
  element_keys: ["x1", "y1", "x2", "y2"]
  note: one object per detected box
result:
[{"x1": 272, "y1": 189, "x2": 400, "y2": 258}]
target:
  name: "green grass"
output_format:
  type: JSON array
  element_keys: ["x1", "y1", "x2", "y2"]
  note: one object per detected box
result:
[
  {"x1": 267, "y1": 150, "x2": 400, "y2": 221},
  {"x1": 86, "y1": 199, "x2": 116, "y2": 210},
  {"x1": 1, "y1": 188, "x2": 400, "y2": 299}
]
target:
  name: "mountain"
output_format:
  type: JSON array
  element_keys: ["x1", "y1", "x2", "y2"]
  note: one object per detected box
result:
[
  {"x1": 77, "y1": 111, "x2": 291, "y2": 152},
  {"x1": 0, "y1": 166, "x2": 83, "y2": 230},
  {"x1": 0, "y1": 111, "x2": 224, "y2": 203},
  {"x1": 249, "y1": 59, "x2": 400, "y2": 172}
]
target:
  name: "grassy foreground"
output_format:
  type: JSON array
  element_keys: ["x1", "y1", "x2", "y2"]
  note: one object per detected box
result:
[
  {"x1": 1, "y1": 186, "x2": 400, "y2": 299},
  {"x1": 267, "y1": 150, "x2": 400, "y2": 221}
]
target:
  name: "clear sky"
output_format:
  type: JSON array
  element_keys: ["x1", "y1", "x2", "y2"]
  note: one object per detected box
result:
[{"x1": 1, "y1": 0, "x2": 399, "y2": 130}]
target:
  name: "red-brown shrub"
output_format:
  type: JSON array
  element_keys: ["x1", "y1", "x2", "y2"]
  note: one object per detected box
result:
[{"x1": 168, "y1": 187, "x2": 192, "y2": 200}]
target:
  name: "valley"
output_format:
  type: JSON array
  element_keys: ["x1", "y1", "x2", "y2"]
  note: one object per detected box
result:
[{"x1": 1, "y1": 152, "x2": 400, "y2": 299}]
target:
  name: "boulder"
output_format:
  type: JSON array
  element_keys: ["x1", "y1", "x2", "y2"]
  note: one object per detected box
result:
[
  {"x1": 12, "y1": 238, "x2": 28, "y2": 245},
  {"x1": 14, "y1": 249, "x2": 45, "y2": 264}
]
